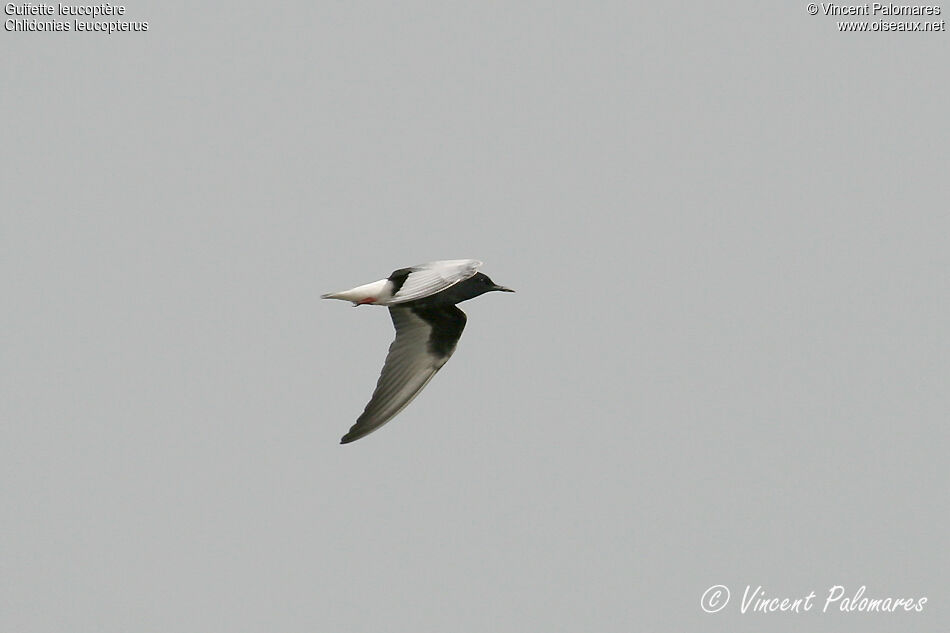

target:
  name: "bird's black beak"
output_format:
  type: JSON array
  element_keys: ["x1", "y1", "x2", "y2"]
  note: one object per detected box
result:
[{"x1": 493, "y1": 285, "x2": 515, "y2": 293}]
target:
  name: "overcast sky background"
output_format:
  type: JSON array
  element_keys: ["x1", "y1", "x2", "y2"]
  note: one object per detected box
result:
[{"x1": 2, "y1": 3, "x2": 948, "y2": 632}]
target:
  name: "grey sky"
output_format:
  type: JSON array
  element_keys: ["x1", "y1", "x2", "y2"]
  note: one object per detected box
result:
[{"x1": 2, "y1": 3, "x2": 947, "y2": 632}]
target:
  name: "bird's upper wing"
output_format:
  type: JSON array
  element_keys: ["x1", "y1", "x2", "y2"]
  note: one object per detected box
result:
[
  {"x1": 340, "y1": 305, "x2": 467, "y2": 444},
  {"x1": 386, "y1": 259, "x2": 482, "y2": 304}
]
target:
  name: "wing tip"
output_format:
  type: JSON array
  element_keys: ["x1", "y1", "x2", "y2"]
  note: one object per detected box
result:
[{"x1": 340, "y1": 426, "x2": 370, "y2": 444}]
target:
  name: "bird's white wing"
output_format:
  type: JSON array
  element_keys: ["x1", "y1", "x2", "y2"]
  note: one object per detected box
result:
[
  {"x1": 340, "y1": 305, "x2": 467, "y2": 443},
  {"x1": 386, "y1": 259, "x2": 482, "y2": 304}
]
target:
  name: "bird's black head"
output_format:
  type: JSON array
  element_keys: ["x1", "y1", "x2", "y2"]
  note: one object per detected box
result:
[
  {"x1": 473, "y1": 272, "x2": 514, "y2": 294},
  {"x1": 452, "y1": 272, "x2": 515, "y2": 303}
]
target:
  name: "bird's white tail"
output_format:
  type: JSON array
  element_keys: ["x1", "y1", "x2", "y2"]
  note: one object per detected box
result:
[{"x1": 321, "y1": 279, "x2": 390, "y2": 305}]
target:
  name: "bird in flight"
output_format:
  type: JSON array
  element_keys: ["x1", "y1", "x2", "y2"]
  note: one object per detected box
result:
[{"x1": 322, "y1": 259, "x2": 513, "y2": 444}]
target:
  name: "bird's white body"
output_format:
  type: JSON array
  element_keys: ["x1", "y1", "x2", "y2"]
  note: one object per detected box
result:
[{"x1": 322, "y1": 259, "x2": 482, "y2": 306}]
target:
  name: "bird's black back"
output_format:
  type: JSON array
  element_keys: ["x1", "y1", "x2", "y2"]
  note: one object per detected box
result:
[{"x1": 405, "y1": 273, "x2": 499, "y2": 308}]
